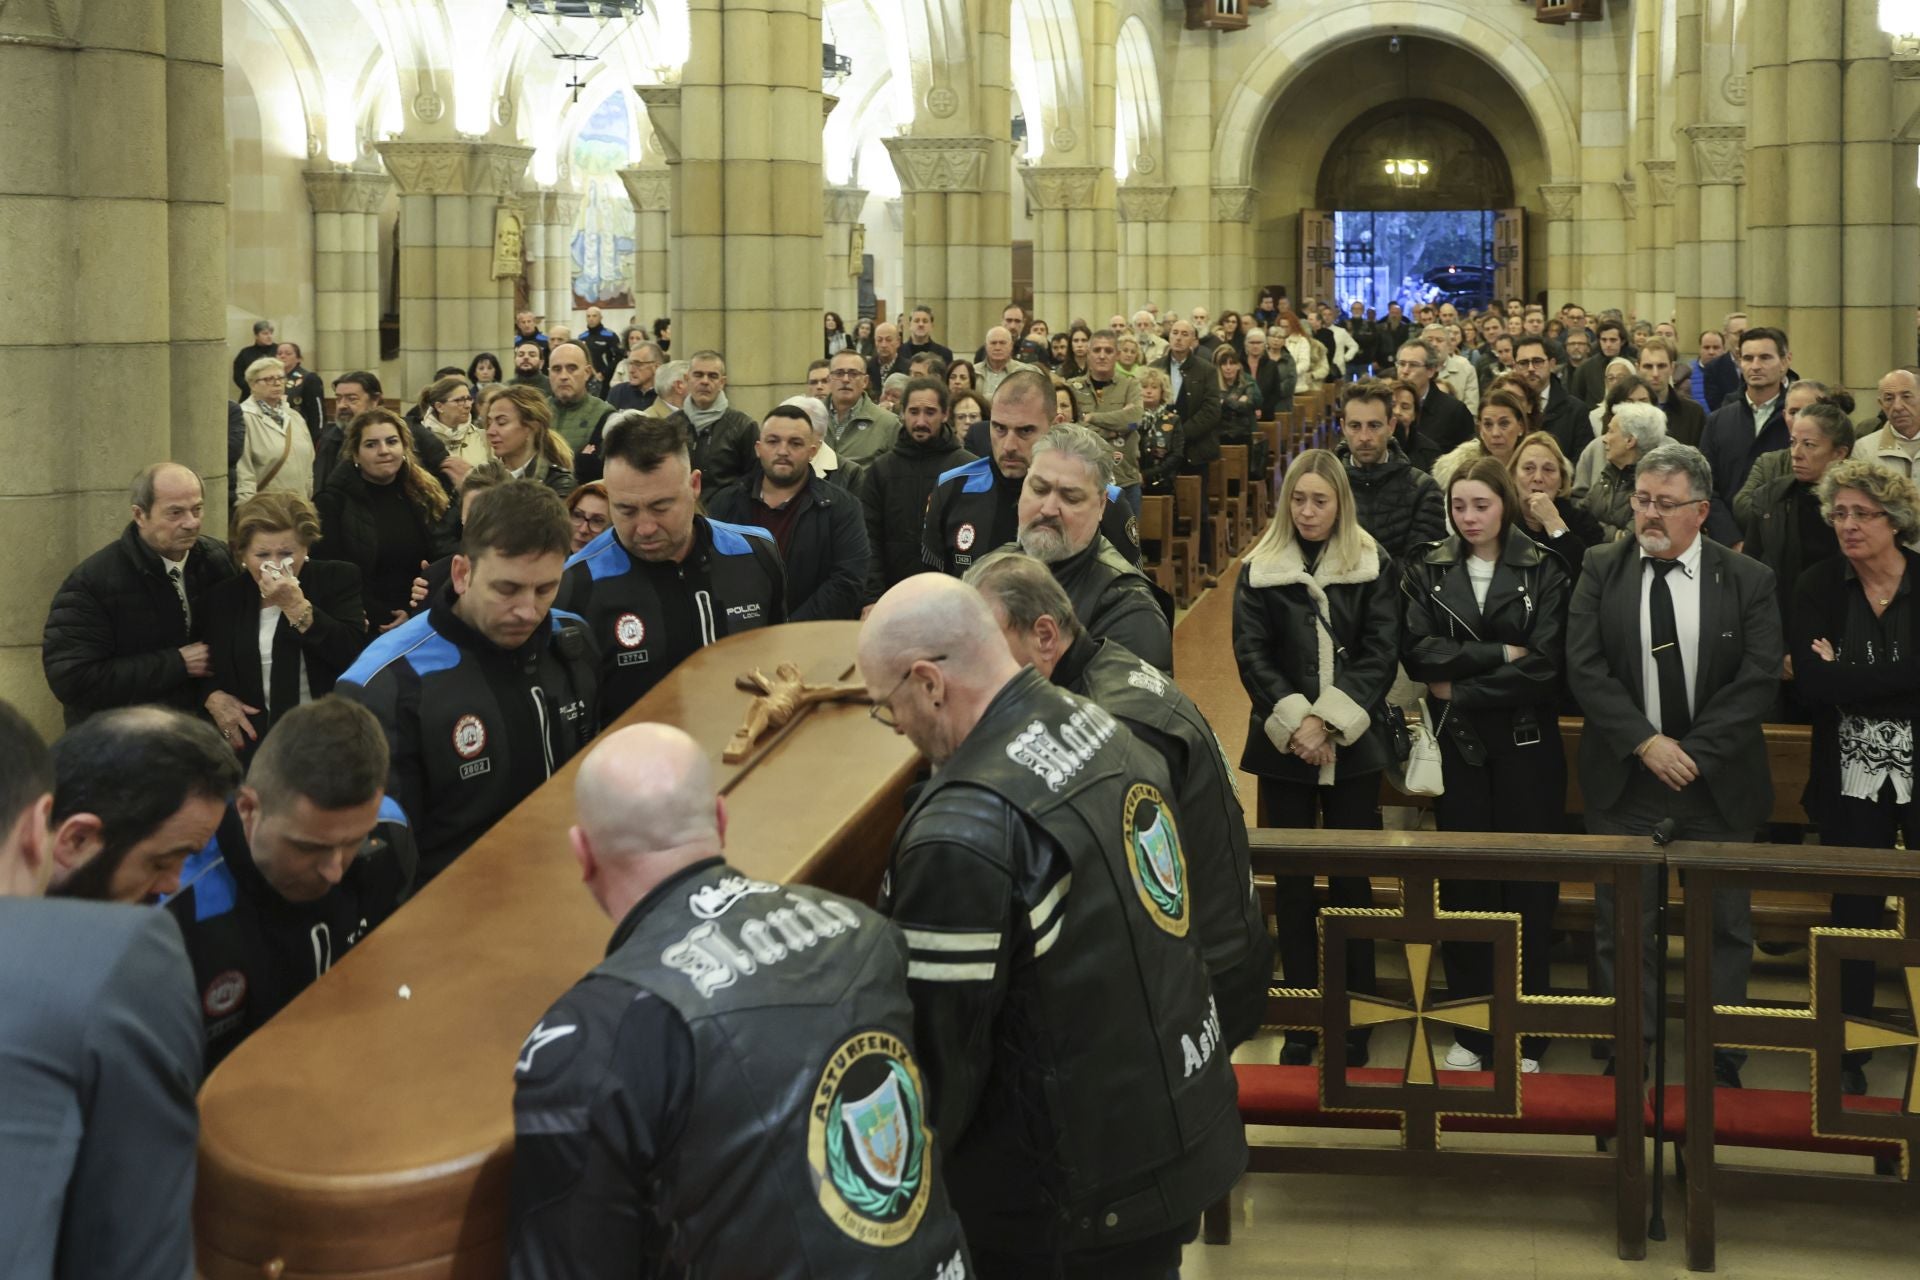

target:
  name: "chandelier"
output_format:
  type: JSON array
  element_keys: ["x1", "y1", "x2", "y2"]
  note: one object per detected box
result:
[
  {"x1": 507, "y1": 1, "x2": 646, "y2": 101},
  {"x1": 1380, "y1": 37, "x2": 1432, "y2": 191},
  {"x1": 1383, "y1": 158, "x2": 1431, "y2": 189}
]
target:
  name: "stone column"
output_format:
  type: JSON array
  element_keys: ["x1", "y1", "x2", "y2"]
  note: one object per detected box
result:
[
  {"x1": 1, "y1": 0, "x2": 228, "y2": 731},
  {"x1": 1839, "y1": 1, "x2": 1898, "y2": 394},
  {"x1": 521, "y1": 187, "x2": 581, "y2": 333},
  {"x1": 1210, "y1": 186, "x2": 1258, "y2": 315},
  {"x1": 1628, "y1": 0, "x2": 1659, "y2": 322},
  {"x1": 1743, "y1": 0, "x2": 1790, "y2": 325},
  {"x1": 1538, "y1": 183, "x2": 1583, "y2": 309},
  {"x1": 1643, "y1": 160, "x2": 1677, "y2": 320},
  {"x1": 1021, "y1": 166, "x2": 1112, "y2": 327},
  {"x1": 885, "y1": 137, "x2": 1003, "y2": 348},
  {"x1": 618, "y1": 165, "x2": 672, "y2": 328},
  {"x1": 378, "y1": 140, "x2": 533, "y2": 396},
  {"x1": 1162, "y1": 32, "x2": 1218, "y2": 312},
  {"x1": 821, "y1": 185, "x2": 867, "y2": 325},
  {"x1": 1783, "y1": 0, "x2": 1844, "y2": 381},
  {"x1": 655, "y1": 0, "x2": 823, "y2": 413},
  {"x1": 1684, "y1": 125, "x2": 1746, "y2": 336},
  {"x1": 304, "y1": 171, "x2": 392, "y2": 376},
  {"x1": 1116, "y1": 184, "x2": 1173, "y2": 312},
  {"x1": 1671, "y1": 0, "x2": 1706, "y2": 341}
]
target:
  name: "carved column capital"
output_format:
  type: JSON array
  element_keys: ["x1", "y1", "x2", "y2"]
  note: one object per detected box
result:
[
  {"x1": 1640, "y1": 159, "x2": 1677, "y2": 207},
  {"x1": 1538, "y1": 183, "x2": 1582, "y2": 222},
  {"x1": 883, "y1": 136, "x2": 993, "y2": 194},
  {"x1": 618, "y1": 165, "x2": 672, "y2": 213},
  {"x1": 823, "y1": 185, "x2": 869, "y2": 225},
  {"x1": 520, "y1": 187, "x2": 581, "y2": 225},
  {"x1": 1116, "y1": 185, "x2": 1174, "y2": 223},
  {"x1": 1019, "y1": 165, "x2": 1104, "y2": 210},
  {"x1": 635, "y1": 84, "x2": 683, "y2": 162},
  {"x1": 1682, "y1": 124, "x2": 1746, "y2": 185},
  {"x1": 1211, "y1": 185, "x2": 1258, "y2": 223},
  {"x1": 377, "y1": 141, "x2": 533, "y2": 197},
  {"x1": 304, "y1": 169, "x2": 393, "y2": 215}
]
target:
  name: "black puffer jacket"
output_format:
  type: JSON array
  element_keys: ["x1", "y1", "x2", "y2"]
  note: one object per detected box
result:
[
  {"x1": 312, "y1": 464, "x2": 457, "y2": 626},
  {"x1": 1337, "y1": 440, "x2": 1446, "y2": 562},
  {"x1": 854, "y1": 423, "x2": 974, "y2": 604},
  {"x1": 1233, "y1": 530, "x2": 1400, "y2": 783},
  {"x1": 1399, "y1": 527, "x2": 1570, "y2": 748},
  {"x1": 42, "y1": 525, "x2": 239, "y2": 725}
]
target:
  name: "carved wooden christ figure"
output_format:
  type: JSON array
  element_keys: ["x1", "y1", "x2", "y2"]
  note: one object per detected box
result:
[{"x1": 723, "y1": 664, "x2": 869, "y2": 763}]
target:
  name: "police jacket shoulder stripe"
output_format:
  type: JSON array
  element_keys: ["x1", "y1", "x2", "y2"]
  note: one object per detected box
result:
[
  {"x1": 937, "y1": 456, "x2": 993, "y2": 493},
  {"x1": 376, "y1": 794, "x2": 409, "y2": 828},
  {"x1": 549, "y1": 608, "x2": 586, "y2": 629},
  {"x1": 340, "y1": 612, "x2": 459, "y2": 686},
  {"x1": 567, "y1": 527, "x2": 631, "y2": 581},
  {"x1": 174, "y1": 836, "x2": 238, "y2": 923},
  {"x1": 706, "y1": 519, "x2": 772, "y2": 556}
]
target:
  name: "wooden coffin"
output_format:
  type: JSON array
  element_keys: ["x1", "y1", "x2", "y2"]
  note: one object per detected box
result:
[{"x1": 194, "y1": 622, "x2": 917, "y2": 1278}]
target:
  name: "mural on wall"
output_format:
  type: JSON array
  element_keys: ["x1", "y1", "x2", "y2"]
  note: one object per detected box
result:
[{"x1": 571, "y1": 93, "x2": 635, "y2": 309}]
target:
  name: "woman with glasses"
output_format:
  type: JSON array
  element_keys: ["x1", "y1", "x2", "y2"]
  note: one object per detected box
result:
[
  {"x1": 566, "y1": 481, "x2": 611, "y2": 554},
  {"x1": 237, "y1": 356, "x2": 316, "y2": 503},
  {"x1": 417, "y1": 375, "x2": 489, "y2": 487},
  {"x1": 1791, "y1": 459, "x2": 1920, "y2": 1096}
]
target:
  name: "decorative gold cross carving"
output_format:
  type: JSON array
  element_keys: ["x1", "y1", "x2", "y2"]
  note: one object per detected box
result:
[
  {"x1": 1349, "y1": 941, "x2": 1494, "y2": 1086},
  {"x1": 1842, "y1": 965, "x2": 1920, "y2": 1115}
]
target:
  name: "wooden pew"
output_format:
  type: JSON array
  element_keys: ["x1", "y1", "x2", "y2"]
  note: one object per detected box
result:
[
  {"x1": 1136, "y1": 493, "x2": 1180, "y2": 604},
  {"x1": 194, "y1": 624, "x2": 917, "y2": 1279}
]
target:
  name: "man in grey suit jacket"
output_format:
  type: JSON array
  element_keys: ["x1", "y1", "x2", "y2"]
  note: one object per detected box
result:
[
  {"x1": 0, "y1": 700, "x2": 205, "y2": 1279},
  {"x1": 1565, "y1": 443, "x2": 1782, "y2": 1087}
]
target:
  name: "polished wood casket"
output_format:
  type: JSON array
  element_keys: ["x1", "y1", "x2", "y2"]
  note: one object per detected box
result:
[{"x1": 194, "y1": 622, "x2": 918, "y2": 1278}]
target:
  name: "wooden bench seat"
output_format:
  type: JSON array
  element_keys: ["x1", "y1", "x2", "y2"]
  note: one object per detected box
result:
[{"x1": 1650, "y1": 1085, "x2": 1902, "y2": 1160}]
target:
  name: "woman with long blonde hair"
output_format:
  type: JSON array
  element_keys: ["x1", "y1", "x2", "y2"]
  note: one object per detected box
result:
[{"x1": 1233, "y1": 447, "x2": 1399, "y2": 1066}]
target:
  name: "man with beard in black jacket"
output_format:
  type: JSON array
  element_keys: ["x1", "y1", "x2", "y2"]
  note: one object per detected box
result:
[
  {"x1": 857, "y1": 575, "x2": 1246, "y2": 1278},
  {"x1": 1335, "y1": 381, "x2": 1446, "y2": 561},
  {"x1": 966, "y1": 551, "x2": 1272, "y2": 1050},
  {"x1": 857, "y1": 377, "x2": 974, "y2": 608},
  {"x1": 43, "y1": 463, "x2": 238, "y2": 726}
]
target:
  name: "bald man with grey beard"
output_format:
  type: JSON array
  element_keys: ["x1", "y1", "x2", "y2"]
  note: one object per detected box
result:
[{"x1": 507, "y1": 722, "x2": 970, "y2": 1279}]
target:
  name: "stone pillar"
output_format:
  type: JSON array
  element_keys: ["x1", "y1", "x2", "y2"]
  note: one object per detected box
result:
[
  {"x1": 1783, "y1": 0, "x2": 1844, "y2": 382},
  {"x1": 1210, "y1": 186, "x2": 1258, "y2": 315},
  {"x1": 1643, "y1": 160, "x2": 1678, "y2": 321},
  {"x1": 885, "y1": 137, "x2": 1003, "y2": 348},
  {"x1": 1628, "y1": 0, "x2": 1659, "y2": 322},
  {"x1": 1839, "y1": 1, "x2": 1898, "y2": 395},
  {"x1": 1162, "y1": 32, "x2": 1218, "y2": 312},
  {"x1": 1021, "y1": 166, "x2": 1112, "y2": 328},
  {"x1": 618, "y1": 165, "x2": 672, "y2": 328},
  {"x1": 657, "y1": 0, "x2": 823, "y2": 414},
  {"x1": 822, "y1": 185, "x2": 867, "y2": 325},
  {"x1": 377, "y1": 140, "x2": 533, "y2": 397},
  {"x1": 1671, "y1": 0, "x2": 1706, "y2": 341},
  {"x1": 521, "y1": 187, "x2": 581, "y2": 333},
  {"x1": 1116, "y1": 184, "x2": 1174, "y2": 312},
  {"x1": 303, "y1": 171, "x2": 392, "y2": 376},
  {"x1": 1538, "y1": 183, "x2": 1583, "y2": 309},
  {"x1": 1684, "y1": 125, "x2": 1746, "y2": 337},
  {"x1": 1743, "y1": 0, "x2": 1790, "y2": 324},
  {"x1": 1, "y1": 0, "x2": 229, "y2": 732}
]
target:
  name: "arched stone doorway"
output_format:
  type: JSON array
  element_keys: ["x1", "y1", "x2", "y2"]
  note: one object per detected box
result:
[
  {"x1": 1234, "y1": 32, "x2": 1561, "y2": 310},
  {"x1": 1315, "y1": 101, "x2": 1514, "y2": 212}
]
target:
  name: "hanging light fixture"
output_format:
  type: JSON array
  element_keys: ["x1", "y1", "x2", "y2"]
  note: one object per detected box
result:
[
  {"x1": 821, "y1": 14, "x2": 853, "y2": 87},
  {"x1": 1379, "y1": 37, "x2": 1432, "y2": 192},
  {"x1": 506, "y1": 1, "x2": 647, "y2": 103}
]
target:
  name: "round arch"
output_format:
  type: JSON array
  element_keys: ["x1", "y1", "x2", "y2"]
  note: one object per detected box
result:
[
  {"x1": 1212, "y1": 0, "x2": 1579, "y2": 189},
  {"x1": 1009, "y1": 0, "x2": 1088, "y2": 161},
  {"x1": 1113, "y1": 14, "x2": 1163, "y2": 182}
]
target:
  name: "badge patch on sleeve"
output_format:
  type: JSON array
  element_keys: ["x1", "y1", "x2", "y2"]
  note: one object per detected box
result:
[
  {"x1": 1123, "y1": 782, "x2": 1190, "y2": 937},
  {"x1": 808, "y1": 1030, "x2": 934, "y2": 1247}
]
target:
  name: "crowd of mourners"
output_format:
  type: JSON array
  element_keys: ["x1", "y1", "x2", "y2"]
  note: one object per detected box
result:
[{"x1": 10, "y1": 284, "x2": 1920, "y2": 1278}]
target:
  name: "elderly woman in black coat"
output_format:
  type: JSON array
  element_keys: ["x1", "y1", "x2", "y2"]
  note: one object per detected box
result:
[
  {"x1": 1791, "y1": 459, "x2": 1920, "y2": 1096},
  {"x1": 1507, "y1": 430, "x2": 1605, "y2": 587},
  {"x1": 1234, "y1": 447, "x2": 1400, "y2": 1066}
]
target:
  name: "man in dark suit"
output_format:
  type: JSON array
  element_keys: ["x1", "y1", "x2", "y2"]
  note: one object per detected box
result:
[
  {"x1": 1153, "y1": 318, "x2": 1222, "y2": 470},
  {"x1": 1393, "y1": 337, "x2": 1474, "y2": 454},
  {"x1": 1637, "y1": 337, "x2": 1706, "y2": 446},
  {"x1": 1700, "y1": 312, "x2": 1748, "y2": 412},
  {"x1": 1698, "y1": 326, "x2": 1795, "y2": 547},
  {"x1": 1373, "y1": 302, "x2": 1410, "y2": 376},
  {"x1": 1566, "y1": 442, "x2": 1782, "y2": 1086},
  {"x1": 0, "y1": 700, "x2": 204, "y2": 1278},
  {"x1": 1511, "y1": 335, "x2": 1592, "y2": 461}
]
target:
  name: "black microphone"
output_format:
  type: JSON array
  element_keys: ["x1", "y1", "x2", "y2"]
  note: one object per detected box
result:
[{"x1": 1651, "y1": 817, "x2": 1679, "y2": 847}]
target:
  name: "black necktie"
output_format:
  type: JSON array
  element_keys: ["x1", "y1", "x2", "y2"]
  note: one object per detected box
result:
[{"x1": 1647, "y1": 558, "x2": 1690, "y2": 739}]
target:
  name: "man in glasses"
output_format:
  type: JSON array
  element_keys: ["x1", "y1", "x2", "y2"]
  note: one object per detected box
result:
[
  {"x1": 1565, "y1": 441, "x2": 1780, "y2": 1087},
  {"x1": 857, "y1": 574, "x2": 1245, "y2": 1279},
  {"x1": 823, "y1": 348, "x2": 901, "y2": 469},
  {"x1": 1510, "y1": 334, "x2": 1592, "y2": 461},
  {"x1": 1394, "y1": 338, "x2": 1474, "y2": 455}
]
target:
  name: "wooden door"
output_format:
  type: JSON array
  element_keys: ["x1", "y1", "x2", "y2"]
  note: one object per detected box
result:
[
  {"x1": 1299, "y1": 209, "x2": 1334, "y2": 304},
  {"x1": 1493, "y1": 207, "x2": 1525, "y2": 304}
]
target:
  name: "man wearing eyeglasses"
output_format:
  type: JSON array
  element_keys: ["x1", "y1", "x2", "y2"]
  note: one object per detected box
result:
[
  {"x1": 1565, "y1": 441, "x2": 1781, "y2": 1087},
  {"x1": 1510, "y1": 334, "x2": 1592, "y2": 462},
  {"x1": 1395, "y1": 338, "x2": 1474, "y2": 455},
  {"x1": 823, "y1": 348, "x2": 901, "y2": 469},
  {"x1": 857, "y1": 574, "x2": 1247, "y2": 1278},
  {"x1": 608, "y1": 341, "x2": 663, "y2": 414}
]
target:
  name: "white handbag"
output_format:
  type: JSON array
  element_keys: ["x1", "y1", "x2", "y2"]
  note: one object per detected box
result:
[{"x1": 1399, "y1": 697, "x2": 1447, "y2": 797}]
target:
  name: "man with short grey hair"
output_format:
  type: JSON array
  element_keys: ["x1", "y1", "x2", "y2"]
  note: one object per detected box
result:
[
  {"x1": 1850, "y1": 367, "x2": 1920, "y2": 477},
  {"x1": 975, "y1": 325, "x2": 1039, "y2": 399},
  {"x1": 1566, "y1": 440, "x2": 1780, "y2": 1087},
  {"x1": 823, "y1": 346, "x2": 901, "y2": 468},
  {"x1": 1131, "y1": 310, "x2": 1169, "y2": 364},
  {"x1": 1006, "y1": 424, "x2": 1172, "y2": 671}
]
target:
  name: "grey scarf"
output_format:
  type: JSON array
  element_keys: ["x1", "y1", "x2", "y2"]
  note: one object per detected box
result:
[{"x1": 685, "y1": 390, "x2": 730, "y2": 433}]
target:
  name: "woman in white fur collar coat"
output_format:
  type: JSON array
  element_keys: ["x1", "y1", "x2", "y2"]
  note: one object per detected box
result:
[{"x1": 1232, "y1": 447, "x2": 1400, "y2": 1066}]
